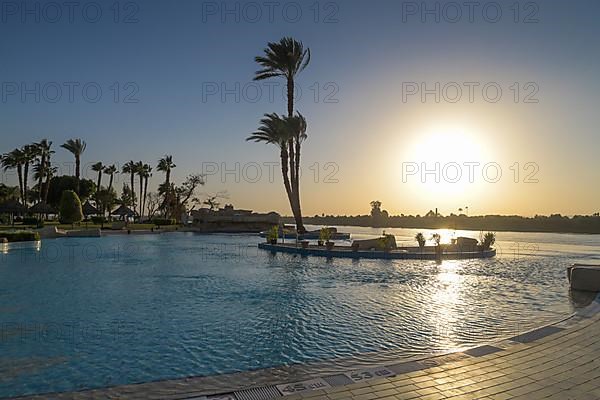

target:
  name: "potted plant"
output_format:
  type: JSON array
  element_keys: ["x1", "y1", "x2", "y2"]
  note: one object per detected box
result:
[
  {"x1": 319, "y1": 227, "x2": 335, "y2": 250},
  {"x1": 319, "y1": 227, "x2": 331, "y2": 247},
  {"x1": 301, "y1": 240, "x2": 309, "y2": 249},
  {"x1": 266, "y1": 225, "x2": 279, "y2": 245},
  {"x1": 431, "y1": 233, "x2": 442, "y2": 258},
  {"x1": 480, "y1": 232, "x2": 496, "y2": 251},
  {"x1": 415, "y1": 232, "x2": 426, "y2": 254},
  {"x1": 378, "y1": 230, "x2": 395, "y2": 253}
]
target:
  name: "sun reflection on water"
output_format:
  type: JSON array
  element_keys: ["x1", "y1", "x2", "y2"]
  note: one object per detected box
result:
[{"x1": 430, "y1": 261, "x2": 465, "y2": 352}]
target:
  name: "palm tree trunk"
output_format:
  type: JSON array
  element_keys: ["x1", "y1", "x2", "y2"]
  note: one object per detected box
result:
[
  {"x1": 285, "y1": 76, "x2": 305, "y2": 232},
  {"x1": 130, "y1": 173, "x2": 135, "y2": 210},
  {"x1": 280, "y1": 148, "x2": 299, "y2": 229},
  {"x1": 23, "y1": 162, "x2": 29, "y2": 206},
  {"x1": 75, "y1": 156, "x2": 81, "y2": 194},
  {"x1": 38, "y1": 155, "x2": 46, "y2": 202},
  {"x1": 17, "y1": 165, "x2": 24, "y2": 204},
  {"x1": 143, "y1": 177, "x2": 149, "y2": 221},
  {"x1": 287, "y1": 77, "x2": 294, "y2": 118},
  {"x1": 108, "y1": 174, "x2": 114, "y2": 191},
  {"x1": 43, "y1": 173, "x2": 51, "y2": 204},
  {"x1": 96, "y1": 172, "x2": 102, "y2": 192},
  {"x1": 139, "y1": 177, "x2": 143, "y2": 219},
  {"x1": 293, "y1": 132, "x2": 305, "y2": 233}
]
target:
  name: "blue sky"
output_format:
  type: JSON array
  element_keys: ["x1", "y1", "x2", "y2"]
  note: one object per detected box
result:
[{"x1": 1, "y1": 0, "x2": 599, "y2": 215}]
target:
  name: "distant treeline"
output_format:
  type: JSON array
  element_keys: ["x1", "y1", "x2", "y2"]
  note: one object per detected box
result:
[{"x1": 282, "y1": 214, "x2": 600, "y2": 234}]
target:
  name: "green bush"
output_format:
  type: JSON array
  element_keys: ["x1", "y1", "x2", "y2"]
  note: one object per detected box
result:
[
  {"x1": 0, "y1": 231, "x2": 41, "y2": 242},
  {"x1": 59, "y1": 190, "x2": 84, "y2": 225},
  {"x1": 91, "y1": 216, "x2": 108, "y2": 224},
  {"x1": 153, "y1": 218, "x2": 176, "y2": 226}
]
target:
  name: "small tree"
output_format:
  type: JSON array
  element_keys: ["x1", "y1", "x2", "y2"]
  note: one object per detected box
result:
[
  {"x1": 481, "y1": 232, "x2": 496, "y2": 250},
  {"x1": 431, "y1": 233, "x2": 441, "y2": 246},
  {"x1": 59, "y1": 190, "x2": 83, "y2": 227},
  {"x1": 415, "y1": 232, "x2": 426, "y2": 250}
]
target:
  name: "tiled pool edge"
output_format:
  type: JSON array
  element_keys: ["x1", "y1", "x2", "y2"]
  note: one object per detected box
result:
[
  {"x1": 8, "y1": 294, "x2": 600, "y2": 400},
  {"x1": 184, "y1": 293, "x2": 600, "y2": 400}
]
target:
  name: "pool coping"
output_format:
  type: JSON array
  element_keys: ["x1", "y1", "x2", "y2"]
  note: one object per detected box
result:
[{"x1": 7, "y1": 293, "x2": 600, "y2": 400}]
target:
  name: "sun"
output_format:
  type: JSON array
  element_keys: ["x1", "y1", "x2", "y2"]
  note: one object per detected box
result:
[
  {"x1": 399, "y1": 125, "x2": 490, "y2": 199},
  {"x1": 408, "y1": 126, "x2": 486, "y2": 164}
]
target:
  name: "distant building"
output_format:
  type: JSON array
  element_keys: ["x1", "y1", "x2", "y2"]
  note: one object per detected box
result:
[{"x1": 189, "y1": 204, "x2": 279, "y2": 233}]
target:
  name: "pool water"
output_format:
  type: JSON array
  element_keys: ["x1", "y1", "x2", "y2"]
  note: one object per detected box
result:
[{"x1": 0, "y1": 228, "x2": 598, "y2": 397}]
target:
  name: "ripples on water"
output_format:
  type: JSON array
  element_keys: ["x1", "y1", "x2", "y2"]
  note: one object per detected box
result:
[{"x1": 0, "y1": 228, "x2": 598, "y2": 397}]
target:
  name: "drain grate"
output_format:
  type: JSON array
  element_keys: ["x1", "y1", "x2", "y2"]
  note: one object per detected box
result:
[
  {"x1": 234, "y1": 386, "x2": 281, "y2": 400},
  {"x1": 464, "y1": 345, "x2": 503, "y2": 357},
  {"x1": 510, "y1": 326, "x2": 564, "y2": 343}
]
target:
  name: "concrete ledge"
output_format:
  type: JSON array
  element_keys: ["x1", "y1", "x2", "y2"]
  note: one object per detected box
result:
[{"x1": 568, "y1": 264, "x2": 600, "y2": 292}]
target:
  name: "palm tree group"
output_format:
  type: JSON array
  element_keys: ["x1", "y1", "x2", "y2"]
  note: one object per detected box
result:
[
  {"x1": 1, "y1": 138, "x2": 181, "y2": 222},
  {"x1": 250, "y1": 37, "x2": 311, "y2": 232},
  {"x1": 119, "y1": 160, "x2": 155, "y2": 220},
  {"x1": 1, "y1": 139, "x2": 57, "y2": 206}
]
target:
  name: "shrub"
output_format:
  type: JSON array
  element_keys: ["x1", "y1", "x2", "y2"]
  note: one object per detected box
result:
[
  {"x1": 91, "y1": 216, "x2": 108, "y2": 224},
  {"x1": 59, "y1": 190, "x2": 84, "y2": 225},
  {"x1": 415, "y1": 232, "x2": 426, "y2": 248},
  {"x1": 266, "y1": 225, "x2": 279, "y2": 241},
  {"x1": 22, "y1": 217, "x2": 43, "y2": 226},
  {"x1": 481, "y1": 232, "x2": 496, "y2": 250},
  {"x1": 153, "y1": 218, "x2": 176, "y2": 226},
  {"x1": 0, "y1": 231, "x2": 41, "y2": 242},
  {"x1": 378, "y1": 231, "x2": 395, "y2": 250},
  {"x1": 319, "y1": 227, "x2": 333, "y2": 242}
]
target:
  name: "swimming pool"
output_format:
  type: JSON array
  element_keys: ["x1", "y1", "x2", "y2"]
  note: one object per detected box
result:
[{"x1": 0, "y1": 228, "x2": 598, "y2": 398}]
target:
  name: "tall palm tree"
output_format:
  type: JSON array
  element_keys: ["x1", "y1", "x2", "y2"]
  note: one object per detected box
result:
[
  {"x1": 91, "y1": 162, "x2": 104, "y2": 190},
  {"x1": 157, "y1": 155, "x2": 175, "y2": 187},
  {"x1": 134, "y1": 161, "x2": 144, "y2": 217},
  {"x1": 61, "y1": 138, "x2": 86, "y2": 194},
  {"x1": 157, "y1": 155, "x2": 176, "y2": 212},
  {"x1": 254, "y1": 37, "x2": 310, "y2": 118},
  {"x1": 122, "y1": 161, "x2": 137, "y2": 210},
  {"x1": 247, "y1": 113, "x2": 297, "y2": 223},
  {"x1": 21, "y1": 144, "x2": 38, "y2": 206},
  {"x1": 33, "y1": 163, "x2": 57, "y2": 205},
  {"x1": 254, "y1": 37, "x2": 310, "y2": 232},
  {"x1": 104, "y1": 165, "x2": 117, "y2": 191},
  {"x1": 1, "y1": 149, "x2": 25, "y2": 204},
  {"x1": 141, "y1": 164, "x2": 152, "y2": 220},
  {"x1": 34, "y1": 139, "x2": 53, "y2": 202},
  {"x1": 43, "y1": 166, "x2": 57, "y2": 204}
]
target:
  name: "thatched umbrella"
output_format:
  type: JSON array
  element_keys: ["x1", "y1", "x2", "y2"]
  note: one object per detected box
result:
[
  {"x1": 82, "y1": 201, "x2": 99, "y2": 216},
  {"x1": 111, "y1": 204, "x2": 136, "y2": 221},
  {"x1": 0, "y1": 199, "x2": 27, "y2": 226}
]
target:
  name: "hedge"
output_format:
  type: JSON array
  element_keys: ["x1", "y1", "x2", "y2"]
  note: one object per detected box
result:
[
  {"x1": 153, "y1": 218, "x2": 177, "y2": 226},
  {"x1": 22, "y1": 217, "x2": 44, "y2": 226},
  {"x1": 0, "y1": 231, "x2": 41, "y2": 242},
  {"x1": 91, "y1": 216, "x2": 108, "y2": 224}
]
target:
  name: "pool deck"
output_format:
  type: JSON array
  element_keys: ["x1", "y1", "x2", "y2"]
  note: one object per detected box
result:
[{"x1": 12, "y1": 295, "x2": 600, "y2": 400}]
